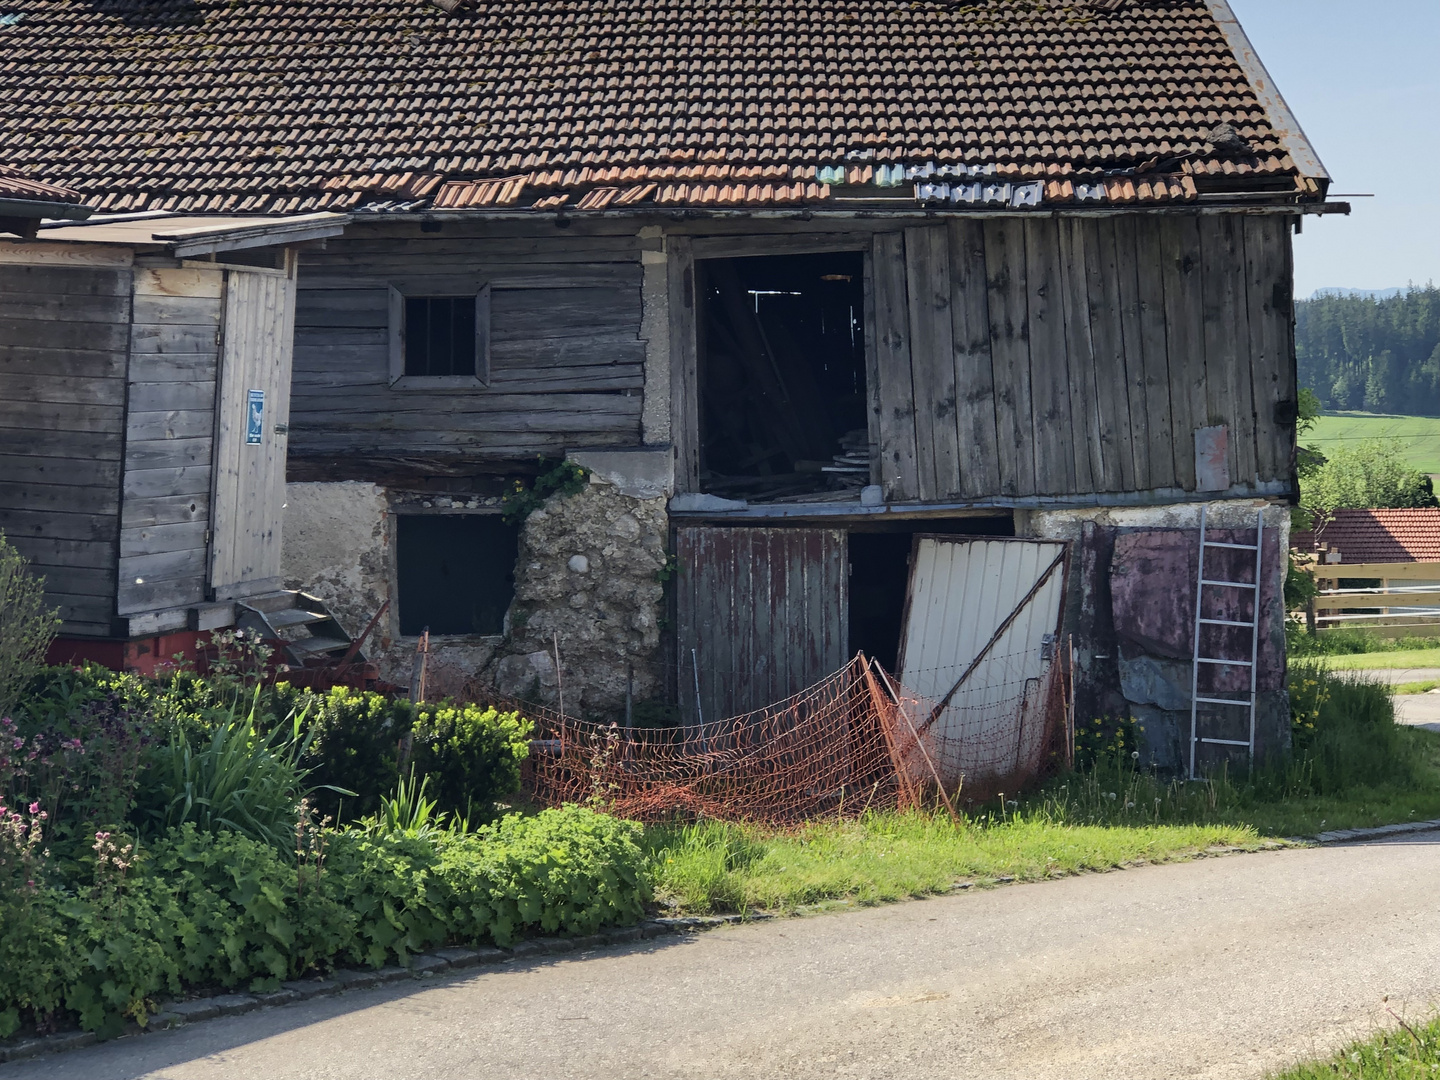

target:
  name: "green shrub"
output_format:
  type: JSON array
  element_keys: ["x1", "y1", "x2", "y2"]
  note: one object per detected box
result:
[
  {"x1": 137, "y1": 690, "x2": 323, "y2": 850},
  {"x1": 295, "y1": 688, "x2": 531, "y2": 825},
  {"x1": 0, "y1": 807, "x2": 646, "y2": 1040},
  {"x1": 326, "y1": 805, "x2": 646, "y2": 963},
  {"x1": 145, "y1": 824, "x2": 353, "y2": 991},
  {"x1": 409, "y1": 703, "x2": 532, "y2": 822}
]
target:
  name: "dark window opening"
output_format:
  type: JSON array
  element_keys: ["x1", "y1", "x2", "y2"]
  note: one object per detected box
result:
[
  {"x1": 396, "y1": 515, "x2": 517, "y2": 636},
  {"x1": 405, "y1": 296, "x2": 476, "y2": 377},
  {"x1": 848, "y1": 517, "x2": 1015, "y2": 673},
  {"x1": 697, "y1": 252, "x2": 867, "y2": 500}
]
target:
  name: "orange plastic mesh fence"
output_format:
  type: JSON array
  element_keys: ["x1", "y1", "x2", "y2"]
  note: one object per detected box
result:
[{"x1": 518, "y1": 651, "x2": 1072, "y2": 824}]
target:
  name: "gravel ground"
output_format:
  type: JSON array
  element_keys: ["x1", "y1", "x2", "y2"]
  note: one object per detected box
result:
[{"x1": 4, "y1": 832, "x2": 1438, "y2": 1080}]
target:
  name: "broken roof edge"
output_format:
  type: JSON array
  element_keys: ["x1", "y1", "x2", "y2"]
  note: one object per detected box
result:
[
  {"x1": 35, "y1": 211, "x2": 350, "y2": 255},
  {"x1": 151, "y1": 212, "x2": 351, "y2": 256},
  {"x1": 0, "y1": 197, "x2": 93, "y2": 222},
  {"x1": 1205, "y1": 0, "x2": 1330, "y2": 187}
]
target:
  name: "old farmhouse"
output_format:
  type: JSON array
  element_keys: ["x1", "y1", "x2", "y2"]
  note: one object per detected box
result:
[{"x1": 0, "y1": 0, "x2": 1342, "y2": 776}]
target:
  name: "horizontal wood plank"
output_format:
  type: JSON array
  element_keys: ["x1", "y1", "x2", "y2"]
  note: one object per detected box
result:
[
  {"x1": 118, "y1": 492, "x2": 209, "y2": 529},
  {"x1": 0, "y1": 507, "x2": 119, "y2": 543}
]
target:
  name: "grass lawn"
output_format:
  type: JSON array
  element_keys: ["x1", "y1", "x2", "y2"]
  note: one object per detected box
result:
[
  {"x1": 1309, "y1": 410, "x2": 1440, "y2": 474},
  {"x1": 642, "y1": 667, "x2": 1440, "y2": 916},
  {"x1": 643, "y1": 814, "x2": 1269, "y2": 914},
  {"x1": 1270, "y1": 1014, "x2": 1440, "y2": 1079},
  {"x1": 1317, "y1": 649, "x2": 1440, "y2": 671}
]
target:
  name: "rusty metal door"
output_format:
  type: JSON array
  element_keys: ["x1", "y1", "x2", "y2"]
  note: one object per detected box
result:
[{"x1": 674, "y1": 527, "x2": 849, "y2": 729}]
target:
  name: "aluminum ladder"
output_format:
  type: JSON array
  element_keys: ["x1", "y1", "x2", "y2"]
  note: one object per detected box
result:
[{"x1": 1188, "y1": 506, "x2": 1263, "y2": 780}]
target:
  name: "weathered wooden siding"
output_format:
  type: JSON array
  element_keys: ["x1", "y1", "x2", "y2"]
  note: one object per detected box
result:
[
  {"x1": 116, "y1": 266, "x2": 223, "y2": 616},
  {"x1": 869, "y1": 213, "x2": 1295, "y2": 502},
  {"x1": 674, "y1": 526, "x2": 849, "y2": 729},
  {"x1": 0, "y1": 263, "x2": 131, "y2": 633},
  {"x1": 210, "y1": 268, "x2": 295, "y2": 600},
  {"x1": 289, "y1": 228, "x2": 646, "y2": 461}
]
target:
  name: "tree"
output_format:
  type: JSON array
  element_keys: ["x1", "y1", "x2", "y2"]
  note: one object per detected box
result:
[{"x1": 1300, "y1": 439, "x2": 1440, "y2": 516}]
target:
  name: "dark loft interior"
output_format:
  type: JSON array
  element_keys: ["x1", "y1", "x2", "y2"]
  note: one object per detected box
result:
[
  {"x1": 395, "y1": 515, "x2": 518, "y2": 636},
  {"x1": 848, "y1": 517, "x2": 1015, "y2": 673},
  {"x1": 697, "y1": 252, "x2": 867, "y2": 500}
]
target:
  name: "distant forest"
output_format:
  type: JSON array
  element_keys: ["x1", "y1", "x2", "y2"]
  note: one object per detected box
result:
[{"x1": 1296, "y1": 286, "x2": 1440, "y2": 414}]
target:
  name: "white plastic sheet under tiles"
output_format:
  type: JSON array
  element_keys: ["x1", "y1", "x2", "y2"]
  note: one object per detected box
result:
[{"x1": 897, "y1": 538, "x2": 1066, "y2": 783}]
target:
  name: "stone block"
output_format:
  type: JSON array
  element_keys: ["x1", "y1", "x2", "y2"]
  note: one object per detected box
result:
[
  {"x1": 1119, "y1": 654, "x2": 1190, "y2": 712},
  {"x1": 281, "y1": 977, "x2": 340, "y2": 999},
  {"x1": 409, "y1": 954, "x2": 450, "y2": 974},
  {"x1": 330, "y1": 969, "x2": 381, "y2": 990},
  {"x1": 162, "y1": 998, "x2": 221, "y2": 1022},
  {"x1": 568, "y1": 448, "x2": 675, "y2": 499},
  {"x1": 495, "y1": 650, "x2": 558, "y2": 699}
]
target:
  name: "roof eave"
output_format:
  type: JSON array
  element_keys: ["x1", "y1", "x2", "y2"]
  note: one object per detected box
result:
[
  {"x1": 150, "y1": 211, "x2": 351, "y2": 256},
  {"x1": 0, "y1": 197, "x2": 93, "y2": 221},
  {"x1": 1206, "y1": 0, "x2": 1330, "y2": 190}
]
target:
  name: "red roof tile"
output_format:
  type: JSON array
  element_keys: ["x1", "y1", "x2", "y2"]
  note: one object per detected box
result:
[
  {"x1": 0, "y1": 164, "x2": 83, "y2": 206},
  {"x1": 0, "y1": 0, "x2": 1324, "y2": 215},
  {"x1": 1295, "y1": 509, "x2": 1440, "y2": 565}
]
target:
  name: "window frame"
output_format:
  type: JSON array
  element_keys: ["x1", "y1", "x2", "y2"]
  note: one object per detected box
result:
[{"x1": 387, "y1": 284, "x2": 491, "y2": 389}]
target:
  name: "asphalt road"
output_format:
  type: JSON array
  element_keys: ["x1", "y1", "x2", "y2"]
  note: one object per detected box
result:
[{"x1": 6, "y1": 834, "x2": 1438, "y2": 1080}]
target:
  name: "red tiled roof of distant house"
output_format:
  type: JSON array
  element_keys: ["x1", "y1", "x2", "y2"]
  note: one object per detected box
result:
[
  {"x1": 0, "y1": 0, "x2": 1325, "y2": 215},
  {"x1": 1295, "y1": 509, "x2": 1440, "y2": 564}
]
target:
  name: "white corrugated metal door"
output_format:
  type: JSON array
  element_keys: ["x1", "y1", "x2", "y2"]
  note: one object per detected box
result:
[{"x1": 896, "y1": 537, "x2": 1067, "y2": 785}]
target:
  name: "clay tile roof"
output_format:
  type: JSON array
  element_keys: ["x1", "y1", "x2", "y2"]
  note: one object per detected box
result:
[
  {"x1": 0, "y1": 0, "x2": 1324, "y2": 215},
  {"x1": 1297, "y1": 509, "x2": 1440, "y2": 564}
]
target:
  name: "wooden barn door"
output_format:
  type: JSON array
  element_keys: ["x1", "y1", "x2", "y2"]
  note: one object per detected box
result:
[
  {"x1": 209, "y1": 264, "x2": 296, "y2": 601},
  {"x1": 674, "y1": 527, "x2": 849, "y2": 730}
]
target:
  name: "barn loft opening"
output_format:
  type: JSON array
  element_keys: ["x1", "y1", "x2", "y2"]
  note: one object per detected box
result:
[
  {"x1": 697, "y1": 252, "x2": 868, "y2": 500},
  {"x1": 395, "y1": 514, "x2": 518, "y2": 636},
  {"x1": 848, "y1": 516, "x2": 1015, "y2": 673}
]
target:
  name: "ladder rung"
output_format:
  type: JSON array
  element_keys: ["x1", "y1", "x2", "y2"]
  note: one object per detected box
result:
[
  {"x1": 1203, "y1": 541, "x2": 1260, "y2": 551},
  {"x1": 1197, "y1": 657, "x2": 1253, "y2": 667},
  {"x1": 1200, "y1": 579, "x2": 1257, "y2": 589},
  {"x1": 1197, "y1": 738, "x2": 1253, "y2": 747},
  {"x1": 1194, "y1": 696, "x2": 1253, "y2": 707},
  {"x1": 1199, "y1": 618, "x2": 1254, "y2": 628}
]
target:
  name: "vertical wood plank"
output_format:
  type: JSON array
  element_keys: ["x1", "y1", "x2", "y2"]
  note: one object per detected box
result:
[
  {"x1": 1244, "y1": 215, "x2": 1294, "y2": 486},
  {"x1": 1133, "y1": 217, "x2": 1176, "y2": 490},
  {"x1": 862, "y1": 248, "x2": 882, "y2": 490},
  {"x1": 1082, "y1": 217, "x2": 1135, "y2": 491},
  {"x1": 949, "y1": 220, "x2": 1001, "y2": 498},
  {"x1": 872, "y1": 232, "x2": 920, "y2": 501},
  {"x1": 982, "y1": 218, "x2": 1035, "y2": 496},
  {"x1": 1058, "y1": 218, "x2": 1108, "y2": 491},
  {"x1": 1023, "y1": 217, "x2": 1076, "y2": 495},
  {"x1": 1108, "y1": 215, "x2": 1151, "y2": 491},
  {"x1": 904, "y1": 225, "x2": 960, "y2": 500},
  {"x1": 1159, "y1": 215, "x2": 1206, "y2": 491},
  {"x1": 1202, "y1": 214, "x2": 1257, "y2": 488},
  {"x1": 667, "y1": 236, "x2": 698, "y2": 492}
]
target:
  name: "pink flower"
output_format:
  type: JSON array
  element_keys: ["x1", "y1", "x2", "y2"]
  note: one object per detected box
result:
[{"x1": 28, "y1": 802, "x2": 39, "y2": 815}]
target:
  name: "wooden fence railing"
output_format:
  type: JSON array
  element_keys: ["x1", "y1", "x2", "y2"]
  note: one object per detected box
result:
[{"x1": 1307, "y1": 560, "x2": 1440, "y2": 636}]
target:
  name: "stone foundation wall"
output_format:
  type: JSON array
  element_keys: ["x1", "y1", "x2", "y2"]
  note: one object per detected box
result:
[
  {"x1": 499, "y1": 478, "x2": 669, "y2": 715},
  {"x1": 1019, "y1": 500, "x2": 1291, "y2": 772},
  {"x1": 281, "y1": 451, "x2": 672, "y2": 715}
]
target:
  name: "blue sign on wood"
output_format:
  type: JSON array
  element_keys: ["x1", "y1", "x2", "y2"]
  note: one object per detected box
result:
[{"x1": 246, "y1": 389, "x2": 265, "y2": 445}]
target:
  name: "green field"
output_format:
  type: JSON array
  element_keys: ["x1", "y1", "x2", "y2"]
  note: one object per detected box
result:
[{"x1": 1309, "y1": 410, "x2": 1440, "y2": 475}]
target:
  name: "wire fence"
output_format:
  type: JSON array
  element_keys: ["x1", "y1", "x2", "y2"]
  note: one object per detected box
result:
[{"x1": 503, "y1": 648, "x2": 1072, "y2": 824}]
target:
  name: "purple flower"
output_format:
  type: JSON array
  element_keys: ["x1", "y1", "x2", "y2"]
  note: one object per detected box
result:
[{"x1": 28, "y1": 802, "x2": 40, "y2": 815}]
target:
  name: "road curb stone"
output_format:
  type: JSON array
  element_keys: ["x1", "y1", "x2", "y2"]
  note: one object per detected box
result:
[
  {"x1": 0, "y1": 914, "x2": 754, "y2": 1066},
  {"x1": 1312, "y1": 818, "x2": 1440, "y2": 844}
]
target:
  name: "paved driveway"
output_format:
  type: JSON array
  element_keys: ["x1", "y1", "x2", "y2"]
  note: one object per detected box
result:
[{"x1": 5, "y1": 833, "x2": 1438, "y2": 1080}]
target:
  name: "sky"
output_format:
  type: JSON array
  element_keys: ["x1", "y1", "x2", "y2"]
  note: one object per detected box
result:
[{"x1": 1225, "y1": 0, "x2": 1440, "y2": 298}]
